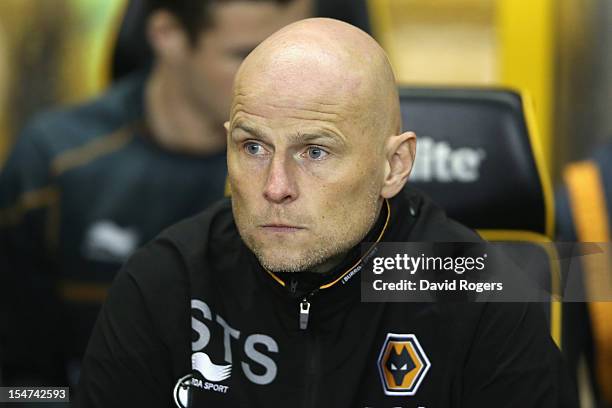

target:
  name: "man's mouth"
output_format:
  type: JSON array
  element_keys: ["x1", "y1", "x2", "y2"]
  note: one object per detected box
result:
[{"x1": 260, "y1": 224, "x2": 305, "y2": 233}]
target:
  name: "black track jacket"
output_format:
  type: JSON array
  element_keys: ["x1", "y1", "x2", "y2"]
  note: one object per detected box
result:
[{"x1": 76, "y1": 187, "x2": 576, "y2": 407}]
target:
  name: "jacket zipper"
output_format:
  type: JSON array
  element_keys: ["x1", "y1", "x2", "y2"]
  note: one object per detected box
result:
[
  {"x1": 296, "y1": 287, "x2": 321, "y2": 408},
  {"x1": 298, "y1": 288, "x2": 318, "y2": 330},
  {"x1": 299, "y1": 298, "x2": 311, "y2": 330}
]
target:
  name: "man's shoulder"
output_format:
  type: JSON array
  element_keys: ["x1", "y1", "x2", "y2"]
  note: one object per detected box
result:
[
  {"x1": 127, "y1": 198, "x2": 235, "y2": 277},
  {"x1": 399, "y1": 185, "x2": 482, "y2": 242},
  {"x1": 20, "y1": 72, "x2": 147, "y2": 160},
  {"x1": 159, "y1": 198, "x2": 236, "y2": 255}
]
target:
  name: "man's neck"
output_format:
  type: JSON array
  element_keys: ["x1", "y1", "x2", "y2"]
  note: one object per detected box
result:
[
  {"x1": 308, "y1": 252, "x2": 348, "y2": 274},
  {"x1": 145, "y1": 66, "x2": 226, "y2": 155}
]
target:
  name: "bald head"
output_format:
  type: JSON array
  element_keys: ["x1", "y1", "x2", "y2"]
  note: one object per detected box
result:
[
  {"x1": 233, "y1": 18, "x2": 401, "y2": 136},
  {"x1": 226, "y1": 18, "x2": 416, "y2": 275}
]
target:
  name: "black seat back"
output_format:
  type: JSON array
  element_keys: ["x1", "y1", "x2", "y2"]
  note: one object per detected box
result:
[{"x1": 401, "y1": 87, "x2": 553, "y2": 238}]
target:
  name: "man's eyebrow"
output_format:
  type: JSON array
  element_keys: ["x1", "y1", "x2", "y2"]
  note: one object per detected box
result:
[
  {"x1": 232, "y1": 123, "x2": 346, "y2": 146},
  {"x1": 231, "y1": 123, "x2": 267, "y2": 140},
  {"x1": 291, "y1": 130, "x2": 346, "y2": 146}
]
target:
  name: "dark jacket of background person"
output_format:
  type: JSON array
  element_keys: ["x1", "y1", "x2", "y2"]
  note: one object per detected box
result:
[{"x1": 0, "y1": 72, "x2": 227, "y2": 387}]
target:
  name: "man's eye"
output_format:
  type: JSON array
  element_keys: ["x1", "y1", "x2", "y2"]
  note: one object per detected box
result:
[
  {"x1": 244, "y1": 142, "x2": 266, "y2": 156},
  {"x1": 304, "y1": 147, "x2": 328, "y2": 160}
]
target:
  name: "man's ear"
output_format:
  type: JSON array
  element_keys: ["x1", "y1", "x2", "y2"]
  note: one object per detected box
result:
[
  {"x1": 381, "y1": 131, "x2": 417, "y2": 199},
  {"x1": 147, "y1": 10, "x2": 190, "y2": 64},
  {"x1": 224, "y1": 121, "x2": 231, "y2": 141}
]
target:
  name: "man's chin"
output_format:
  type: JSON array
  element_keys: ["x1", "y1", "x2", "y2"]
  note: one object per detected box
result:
[
  {"x1": 253, "y1": 243, "x2": 351, "y2": 274},
  {"x1": 254, "y1": 247, "x2": 327, "y2": 274},
  {"x1": 244, "y1": 232, "x2": 354, "y2": 273},
  {"x1": 257, "y1": 254, "x2": 313, "y2": 273}
]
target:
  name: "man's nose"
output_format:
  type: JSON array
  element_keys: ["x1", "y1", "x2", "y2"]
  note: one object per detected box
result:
[{"x1": 263, "y1": 155, "x2": 298, "y2": 204}]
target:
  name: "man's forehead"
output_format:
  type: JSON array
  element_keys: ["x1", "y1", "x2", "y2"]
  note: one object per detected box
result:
[
  {"x1": 235, "y1": 43, "x2": 363, "y2": 98},
  {"x1": 229, "y1": 18, "x2": 400, "y2": 137},
  {"x1": 230, "y1": 75, "x2": 373, "y2": 146},
  {"x1": 232, "y1": 60, "x2": 365, "y2": 136},
  {"x1": 231, "y1": 90, "x2": 350, "y2": 120}
]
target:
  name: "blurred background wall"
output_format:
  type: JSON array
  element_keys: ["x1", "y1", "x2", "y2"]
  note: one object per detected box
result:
[
  {"x1": 592, "y1": 0, "x2": 612, "y2": 153},
  {"x1": 0, "y1": 0, "x2": 124, "y2": 163}
]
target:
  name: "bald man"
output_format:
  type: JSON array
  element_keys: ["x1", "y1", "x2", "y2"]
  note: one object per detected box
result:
[{"x1": 76, "y1": 19, "x2": 576, "y2": 407}]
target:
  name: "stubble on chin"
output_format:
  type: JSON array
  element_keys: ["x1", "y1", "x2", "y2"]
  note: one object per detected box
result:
[
  {"x1": 243, "y1": 210, "x2": 378, "y2": 274},
  {"x1": 248, "y1": 238, "x2": 348, "y2": 273}
]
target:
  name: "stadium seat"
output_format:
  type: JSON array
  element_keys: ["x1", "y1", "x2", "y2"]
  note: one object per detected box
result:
[
  {"x1": 109, "y1": 0, "x2": 151, "y2": 81},
  {"x1": 400, "y1": 87, "x2": 561, "y2": 346},
  {"x1": 560, "y1": 156, "x2": 612, "y2": 405}
]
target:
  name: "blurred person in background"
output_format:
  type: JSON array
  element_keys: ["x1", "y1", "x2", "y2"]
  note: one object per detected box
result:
[{"x1": 0, "y1": 0, "x2": 311, "y2": 388}]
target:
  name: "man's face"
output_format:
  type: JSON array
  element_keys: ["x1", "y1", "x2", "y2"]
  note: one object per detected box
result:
[
  {"x1": 228, "y1": 61, "x2": 386, "y2": 273},
  {"x1": 182, "y1": 1, "x2": 311, "y2": 125}
]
